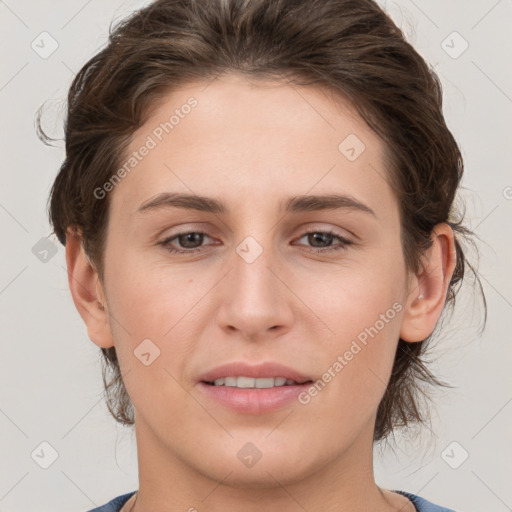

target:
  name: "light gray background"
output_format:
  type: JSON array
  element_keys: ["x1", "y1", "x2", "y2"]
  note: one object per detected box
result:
[{"x1": 1, "y1": 1, "x2": 511, "y2": 511}]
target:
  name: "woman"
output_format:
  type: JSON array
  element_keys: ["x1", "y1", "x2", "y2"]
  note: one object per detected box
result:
[{"x1": 43, "y1": 0, "x2": 484, "y2": 510}]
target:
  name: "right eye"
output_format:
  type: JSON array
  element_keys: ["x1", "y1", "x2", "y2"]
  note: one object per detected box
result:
[{"x1": 159, "y1": 230, "x2": 214, "y2": 254}]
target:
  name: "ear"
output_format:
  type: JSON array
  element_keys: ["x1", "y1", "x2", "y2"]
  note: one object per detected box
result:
[
  {"x1": 65, "y1": 228, "x2": 114, "y2": 348},
  {"x1": 400, "y1": 223, "x2": 457, "y2": 342}
]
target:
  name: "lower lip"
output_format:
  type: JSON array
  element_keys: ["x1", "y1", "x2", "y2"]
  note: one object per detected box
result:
[{"x1": 197, "y1": 382, "x2": 311, "y2": 414}]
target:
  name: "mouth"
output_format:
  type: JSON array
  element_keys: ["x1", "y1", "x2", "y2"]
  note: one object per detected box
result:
[
  {"x1": 197, "y1": 362, "x2": 314, "y2": 414},
  {"x1": 202, "y1": 376, "x2": 312, "y2": 388}
]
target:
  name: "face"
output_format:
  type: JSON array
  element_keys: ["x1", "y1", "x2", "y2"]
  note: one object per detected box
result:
[{"x1": 96, "y1": 73, "x2": 414, "y2": 486}]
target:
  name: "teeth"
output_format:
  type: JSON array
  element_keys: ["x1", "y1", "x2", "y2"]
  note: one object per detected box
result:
[
  {"x1": 224, "y1": 377, "x2": 237, "y2": 386},
  {"x1": 255, "y1": 378, "x2": 277, "y2": 388},
  {"x1": 237, "y1": 376, "x2": 255, "y2": 388},
  {"x1": 212, "y1": 376, "x2": 298, "y2": 388}
]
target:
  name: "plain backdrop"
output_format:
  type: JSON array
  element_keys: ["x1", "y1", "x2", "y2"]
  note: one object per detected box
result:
[{"x1": 0, "y1": 1, "x2": 511, "y2": 511}]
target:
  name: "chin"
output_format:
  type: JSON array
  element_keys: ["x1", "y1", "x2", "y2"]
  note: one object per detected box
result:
[
  {"x1": 190, "y1": 440, "x2": 318, "y2": 490},
  {"x1": 207, "y1": 459, "x2": 312, "y2": 490}
]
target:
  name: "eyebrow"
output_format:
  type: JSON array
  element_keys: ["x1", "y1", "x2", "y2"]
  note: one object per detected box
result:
[{"x1": 136, "y1": 192, "x2": 375, "y2": 216}]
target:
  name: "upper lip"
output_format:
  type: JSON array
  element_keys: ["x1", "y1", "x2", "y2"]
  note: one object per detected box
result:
[{"x1": 198, "y1": 362, "x2": 312, "y2": 384}]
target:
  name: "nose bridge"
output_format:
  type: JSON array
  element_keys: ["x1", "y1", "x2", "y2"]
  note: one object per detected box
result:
[
  {"x1": 217, "y1": 231, "x2": 292, "y2": 337},
  {"x1": 235, "y1": 234, "x2": 277, "y2": 296}
]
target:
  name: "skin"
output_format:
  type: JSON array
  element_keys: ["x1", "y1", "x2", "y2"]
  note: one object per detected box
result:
[{"x1": 66, "y1": 72, "x2": 456, "y2": 512}]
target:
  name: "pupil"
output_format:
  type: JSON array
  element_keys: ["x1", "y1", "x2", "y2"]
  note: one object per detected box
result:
[
  {"x1": 309, "y1": 232, "x2": 333, "y2": 247},
  {"x1": 179, "y1": 233, "x2": 203, "y2": 248}
]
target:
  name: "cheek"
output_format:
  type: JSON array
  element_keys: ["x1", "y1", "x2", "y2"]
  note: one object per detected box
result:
[
  {"x1": 103, "y1": 255, "x2": 203, "y2": 422},
  {"x1": 301, "y1": 251, "x2": 406, "y2": 344},
  {"x1": 105, "y1": 247, "x2": 207, "y2": 338},
  {"x1": 100, "y1": 249, "x2": 198, "y2": 380},
  {"x1": 294, "y1": 254, "x2": 406, "y2": 413}
]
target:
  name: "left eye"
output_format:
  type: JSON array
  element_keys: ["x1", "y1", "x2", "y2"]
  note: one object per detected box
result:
[
  {"x1": 159, "y1": 230, "x2": 352, "y2": 254},
  {"x1": 294, "y1": 230, "x2": 352, "y2": 253}
]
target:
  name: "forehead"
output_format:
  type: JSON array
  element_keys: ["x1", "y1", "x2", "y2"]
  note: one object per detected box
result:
[{"x1": 110, "y1": 73, "x2": 396, "y2": 222}]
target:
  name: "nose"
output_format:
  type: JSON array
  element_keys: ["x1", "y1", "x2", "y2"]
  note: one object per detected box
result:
[{"x1": 215, "y1": 236, "x2": 294, "y2": 341}]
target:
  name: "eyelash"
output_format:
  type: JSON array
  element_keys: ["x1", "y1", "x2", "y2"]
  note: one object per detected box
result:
[{"x1": 159, "y1": 229, "x2": 352, "y2": 255}]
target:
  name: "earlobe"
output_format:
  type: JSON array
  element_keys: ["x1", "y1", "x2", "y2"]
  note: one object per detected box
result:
[
  {"x1": 400, "y1": 223, "x2": 457, "y2": 343},
  {"x1": 65, "y1": 228, "x2": 114, "y2": 348}
]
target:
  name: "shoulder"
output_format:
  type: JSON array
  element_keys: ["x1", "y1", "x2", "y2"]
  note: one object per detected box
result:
[
  {"x1": 395, "y1": 490, "x2": 458, "y2": 512},
  {"x1": 85, "y1": 491, "x2": 137, "y2": 512}
]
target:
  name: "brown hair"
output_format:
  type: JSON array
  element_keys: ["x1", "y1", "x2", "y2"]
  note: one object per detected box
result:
[{"x1": 41, "y1": 0, "x2": 485, "y2": 441}]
